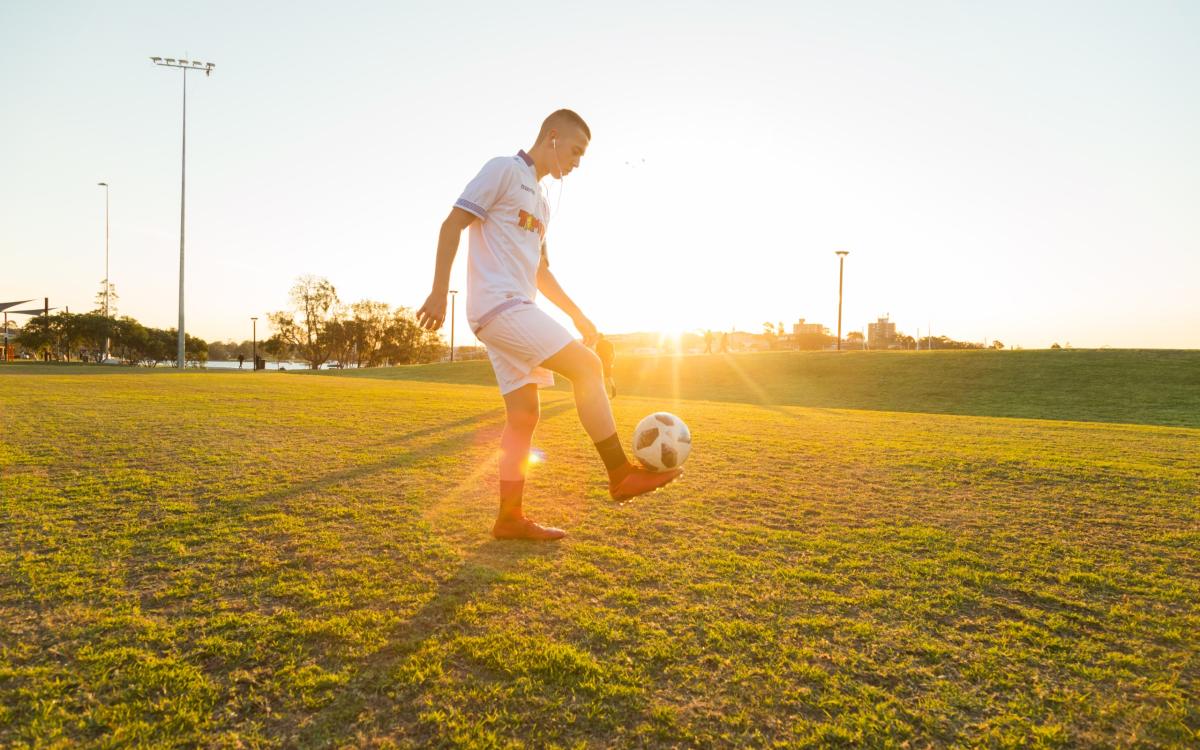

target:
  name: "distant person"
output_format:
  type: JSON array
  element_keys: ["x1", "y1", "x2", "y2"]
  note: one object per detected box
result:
[
  {"x1": 720, "y1": 332, "x2": 729, "y2": 353},
  {"x1": 594, "y1": 333, "x2": 616, "y2": 399},
  {"x1": 416, "y1": 109, "x2": 682, "y2": 542},
  {"x1": 237, "y1": 354, "x2": 245, "y2": 369},
  {"x1": 704, "y1": 329, "x2": 714, "y2": 354}
]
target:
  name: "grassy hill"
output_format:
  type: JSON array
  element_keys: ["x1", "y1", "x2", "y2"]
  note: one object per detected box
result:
[
  {"x1": 308, "y1": 349, "x2": 1200, "y2": 428},
  {"x1": 1, "y1": 360, "x2": 1197, "y2": 746}
]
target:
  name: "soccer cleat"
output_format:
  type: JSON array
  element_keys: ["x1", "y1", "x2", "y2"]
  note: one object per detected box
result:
[
  {"x1": 609, "y1": 464, "x2": 683, "y2": 502},
  {"x1": 491, "y1": 516, "x2": 567, "y2": 541}
]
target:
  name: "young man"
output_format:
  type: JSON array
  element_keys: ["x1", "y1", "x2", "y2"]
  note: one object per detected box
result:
[{"x1": 416, "y1": 109, "x2": 682, "y2": 541}]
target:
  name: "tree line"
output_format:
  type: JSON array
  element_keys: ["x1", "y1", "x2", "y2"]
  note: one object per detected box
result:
[
  {"x1": 8, "y1": 275, "x2": 447, "y2": 369},
  {"x1": 15, "y1": 313, "x2": 208, "y2": 366},
  {"x1": 264, "y1": 275, "x2": 445, "y2": 369}
]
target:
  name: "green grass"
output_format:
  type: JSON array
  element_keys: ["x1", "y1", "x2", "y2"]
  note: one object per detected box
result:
[
  {"x1": 306, "y1": 349, "x2": 1200, "y2": 428},
  {"x1": 1, "y1": 355, "x2": 1198, "y2": 747}
]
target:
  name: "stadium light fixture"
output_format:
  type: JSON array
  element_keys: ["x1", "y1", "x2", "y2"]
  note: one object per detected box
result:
[
  {"x1": 835, "y1": 250, "x2": 849, "y2": 351},
  {"x1": 150, "y1": 54, "x2": 216, "y2": 368},
  {"x1": 97, "y1": 181, "x2": 111, "y2": 358}
]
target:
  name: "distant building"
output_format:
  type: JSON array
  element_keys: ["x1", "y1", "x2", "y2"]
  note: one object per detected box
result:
[
  {"x1": 868, "y1": 315, "x2": 897, "y2": 349},
  {"x1": 793, "y1": 318, "x2": 828, "y2": 336},
  {"x1": 728, "y1": 331, "x2": 767, "y2": 351}
]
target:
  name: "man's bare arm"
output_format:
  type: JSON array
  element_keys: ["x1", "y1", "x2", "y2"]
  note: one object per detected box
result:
[
  {"x1": 416, "y1": 207, "x2": 477, "y2": 330},
  {"x1": 537, "y1": 246, "x2": 598, "y2": 343}
]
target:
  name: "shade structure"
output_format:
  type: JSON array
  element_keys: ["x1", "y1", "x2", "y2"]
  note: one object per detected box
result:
[{"x1": 0, "y1": 300, "x2": 34, "y2": 313}]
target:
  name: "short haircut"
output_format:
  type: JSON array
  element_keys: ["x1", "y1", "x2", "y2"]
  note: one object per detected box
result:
[{"x1": 536, "y1": 109, "x2": 591, "y2": 144}]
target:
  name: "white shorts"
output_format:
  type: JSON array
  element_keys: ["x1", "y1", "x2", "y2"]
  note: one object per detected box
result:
[{"x1": 476, "y1": 302, "x2": 575, "y2": 395}]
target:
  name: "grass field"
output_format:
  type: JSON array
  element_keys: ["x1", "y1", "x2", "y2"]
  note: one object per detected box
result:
[
  {"x1": 307, "y1": 349, "x2": 1200, "y2": 428},
  {"x1": 2, "y1": 351, "x2": 1198, "y2": 747}
]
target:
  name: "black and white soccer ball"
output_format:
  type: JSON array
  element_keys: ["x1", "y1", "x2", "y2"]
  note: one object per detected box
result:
[{"x1": 631, "y1": 412, "x2": 691, "y2": 472}]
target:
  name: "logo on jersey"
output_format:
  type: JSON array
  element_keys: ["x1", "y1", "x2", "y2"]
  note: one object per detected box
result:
[{"x1": 517, "y1": 209, "x2": 545, "y2": 238}]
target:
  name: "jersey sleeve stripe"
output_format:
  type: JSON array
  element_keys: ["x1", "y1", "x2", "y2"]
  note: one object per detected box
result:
[{"x1": 454, "y1": 198, "x2": 488, "y2": 219}]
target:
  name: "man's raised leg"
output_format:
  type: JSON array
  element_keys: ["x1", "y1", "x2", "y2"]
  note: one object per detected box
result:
[
  {"x1": 541, "y1": 341, "x2": 682, "y2": 501},
  {"x1": 492, "y1": 384, "x2": 566, "y2": 541}
]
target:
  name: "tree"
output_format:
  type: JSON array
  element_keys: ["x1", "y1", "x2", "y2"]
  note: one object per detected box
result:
[
  {"x1": 73, "y1": 313, "x2": 114, "y2": 356},
  {"x1": 12, "y1": 311, "x2": 206, "y2": 366},
  {"x1": 992, "y1": 340, "x2": 1005, "y2": 350},
  {"x1": 350, "y1": 300, "x2": 393, "y2": 367},
  {"x1": 794, "y1": 332, "x2": 834, "y2": 350},
  {"x1": 93, "y1": 280, "x2": 119, "y2": 317},
  {"x1": 110, "y1": 317, "x2": 150, "y2": 364},
  {"x1": 379, "y1": 307, "x2": 445, "y2": 365},
  {"x1": 761, "y1": 321, "x2": 779, "y2": 350},
  {"x1": 182, "y1": 331, "x2": 209, "y2": 365},
  {"x1": 145, "y1": 328, "x2": 176, "y2": 365},
  {"x1": 262, "y1": 335, "x2": 295, "y2": 364},
  {"x1": 205, "y1": 339, "x2": 254, "y2": 361},
  {"x1": 207, "y1": 340, "x2": 233, "y2": 361},
  {"x1": 323, "y1": 317, "x2": 356, "y2": 368},
  {"x1": 15, "y1": 315, "x2": 49, "y2": 359},
  {"x1": 48, "y1": 313, "x2": 77, "y2": 359},
  {"x1": 268, "y1": 275, "x2": 340, "y2": 369}
]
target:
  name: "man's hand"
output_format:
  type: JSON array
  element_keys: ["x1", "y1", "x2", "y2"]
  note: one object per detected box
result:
[
  {"x1": 416, "y1": 291, "x2": 448, "y2": 331},
  {"x1": 417, "y1": 208, "x2": 476, "y2": 331},
  {"x1": 573, "y1": 314, "x2": 599, "y2": 346}
]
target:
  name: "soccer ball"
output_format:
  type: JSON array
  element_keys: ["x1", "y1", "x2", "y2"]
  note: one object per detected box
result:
[{"x1": 631, "y1": 412, "x2": 691, "y2": 471}]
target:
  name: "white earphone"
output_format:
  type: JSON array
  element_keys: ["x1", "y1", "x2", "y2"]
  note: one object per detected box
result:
[{"x1": 549, "y1": 132, "x2": 565, "y2": 215}]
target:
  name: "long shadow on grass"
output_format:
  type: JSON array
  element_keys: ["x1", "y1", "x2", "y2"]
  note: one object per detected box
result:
[
  {"x1": 289, "y1": 399, "x2": 600, "y2": 743},
  {"x1": 244, "y1": 400, "x2": 576, "y2": 510},
  {"x1": 125, "y1": 402, "x2": 575, "y2": 594},
  {"x1": 295, "y1": 538, "x2": 565, "y2": 744},
  {"x1": 361, "y1": 405, "x2": 507, "y2": 451},
  {"x1": 218, "y1": 404, "x2": 521, "y2": 510}
]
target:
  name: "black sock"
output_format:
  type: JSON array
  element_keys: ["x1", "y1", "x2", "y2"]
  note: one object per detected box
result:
[{"x1": 594, "y1": 433, "x2": 629, "y2": 474}]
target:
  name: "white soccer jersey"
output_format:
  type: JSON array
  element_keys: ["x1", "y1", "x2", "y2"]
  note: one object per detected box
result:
[{"x1": 454, "y1": 150, "x2": 550, "y2": 333}]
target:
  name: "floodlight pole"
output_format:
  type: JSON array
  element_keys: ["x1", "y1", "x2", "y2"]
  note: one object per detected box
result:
[
  {"x1": 151, "y1": 56, "x2": 215, "y2": 368},
  {"x1": 835, "y1": 251, "x2": 849, "y2": 351},
  {"x1": 448, "y1": 289, "x2": 458, "y2": 362},
  {"x1": 251, "y1": 316, "x2": 258, "y2": 371},
  {"x1": 97, "y1": 181, "x2": 110, "y2": 358}
]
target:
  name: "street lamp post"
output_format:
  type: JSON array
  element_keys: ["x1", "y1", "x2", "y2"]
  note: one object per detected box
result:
[
  {"x1": 251, "y1": 317, "x2": 258, "y2": 371},
  {"x1": 97, "y1": 181, "x2": 110, "y2": 359},
  {"x1": 448, "y1": 289, "x2": 458, "y2": 362},
  {"x1": 150, "y1": 56, "x2": 215, "y2": 368},
  {"x1": 835, "y1": 250, "x2": 849, "y2": 351}
]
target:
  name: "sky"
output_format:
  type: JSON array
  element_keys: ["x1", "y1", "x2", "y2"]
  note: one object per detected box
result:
[{"x1": 2, "y1": 0, "x2": 1198, "y2": 349}]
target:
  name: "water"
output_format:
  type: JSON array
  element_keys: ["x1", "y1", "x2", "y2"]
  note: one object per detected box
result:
[{"x1": 204, "y1": 360, "x2": 330, "y2": 371}]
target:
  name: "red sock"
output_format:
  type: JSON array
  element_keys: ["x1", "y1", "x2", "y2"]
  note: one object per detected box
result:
[{"x1": 499, "y1": 479, "x2": 524, "y2": 520}]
